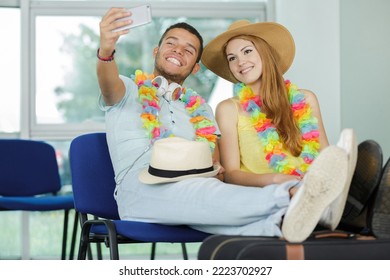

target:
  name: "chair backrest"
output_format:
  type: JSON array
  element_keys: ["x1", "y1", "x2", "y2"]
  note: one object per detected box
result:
[
  {"x1": 0, "y1": 139, "x2": 62, "y2": 196},
  {"x1": 69, "y1": 132, "x2": 120, "y2": 220},
  {"x1": 350, "y1": 139, "x2": 383, "y2": 195}
]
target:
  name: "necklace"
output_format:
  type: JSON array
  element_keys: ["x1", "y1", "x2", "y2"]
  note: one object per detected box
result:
[
  {"x1": 133, "y1": 70, "x2": 217, "y2": 151},
  {"x1": 236, "y1": 80, "x2": 320, "y2": 176}
]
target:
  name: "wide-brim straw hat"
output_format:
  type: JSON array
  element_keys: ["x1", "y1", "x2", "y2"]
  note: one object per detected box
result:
[
  {"x1": 139, "y1": 137, "x2": 220, "y2": 184},
  {"x1": 201, "y1": 20, "x2": 295, "y2": 83}
]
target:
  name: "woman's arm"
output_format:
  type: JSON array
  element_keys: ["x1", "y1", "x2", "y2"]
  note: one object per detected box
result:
[{"x1": 301, "y1": 89, "x2": 329, "y2": 150}]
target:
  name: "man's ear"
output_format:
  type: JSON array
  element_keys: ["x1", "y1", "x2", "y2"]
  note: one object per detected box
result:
[
  {"x1": 153, "y1": 47, "x2": 158, "y2": 58},
  {"x1": 191, "y1": 63, "x2": 200, "y2": 75}
]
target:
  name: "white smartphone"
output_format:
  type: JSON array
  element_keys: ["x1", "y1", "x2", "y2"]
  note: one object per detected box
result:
[{"x1": 112, "y1": 4, "x2": 152, "y2": 32}]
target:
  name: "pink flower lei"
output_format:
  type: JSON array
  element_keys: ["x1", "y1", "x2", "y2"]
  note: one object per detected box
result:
[
  {"x1": 236, "y1": 80, "x2": 320, "y2": 176},
  {"x1": 133, "y1": 70, "x2": 217, "y2": 151}
]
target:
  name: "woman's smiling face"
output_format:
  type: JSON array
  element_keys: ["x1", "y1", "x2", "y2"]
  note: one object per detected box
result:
[{"x1": 226, "y1": 38, "x2": 263, "y2": 89}]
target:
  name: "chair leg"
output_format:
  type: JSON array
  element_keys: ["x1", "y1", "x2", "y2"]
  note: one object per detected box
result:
[
  {"x1": 181, "y1": 243, "x2": 188, "y2": 260},
  {"x1": 87, "y1": 244, "x2": 93, "y2": 260},
  {"x1": 69, "y1": 211, "x2": 79, "y2": 260},
  {"x1": 96, "y1": 242, "x2": 103, "y2": 260},
  {"x1": 86, "y1": 242, "x2": 103, "y2": 260},
  {"x1": 86, "y1": 243, "x2": 102, "y2": 259},
  {"x1": 150, "y1": 243, "x2": 188, "y2": 260},
  {"x1": 104, "y1": 224, "x2": 119, "y2": 260},
  {"x1": 150, "y1": 242, "x2": 157, "y2": 260},
  {"x1": 93, "y1": 216, "x2": 103, "y2": 260},
  {"x1": 61, "y1": 209, "x2": 69, "y2": 260},
  {"x1": 78, "y1": 223, "x2": 91, "y2": 260}
]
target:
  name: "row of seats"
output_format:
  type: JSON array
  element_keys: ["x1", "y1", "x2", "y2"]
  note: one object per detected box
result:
[{"x1": 0, "y1": 134, "x2": 389, "y2": 259}]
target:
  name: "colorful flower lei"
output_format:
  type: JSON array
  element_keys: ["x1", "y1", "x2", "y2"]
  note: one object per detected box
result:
[
  {"x1": 133, "y1": 70, "x2": 217, "y2": 151},
  {"x1": 236, "y1": 81, "x2": 320, "y2": 176}
]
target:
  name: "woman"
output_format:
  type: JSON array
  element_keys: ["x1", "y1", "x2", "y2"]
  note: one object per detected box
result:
[{"x1": 202, "y1": 20, "x2": 357, "y2": 232}]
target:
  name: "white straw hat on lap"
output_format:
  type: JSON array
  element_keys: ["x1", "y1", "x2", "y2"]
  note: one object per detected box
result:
[{"x1": 139, "y1": 137, "x2": 220, "y2": 184}]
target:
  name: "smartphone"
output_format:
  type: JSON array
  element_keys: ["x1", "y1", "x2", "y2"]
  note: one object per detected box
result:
[{"x1": 112, "y1": 4, "x2": 152, "y2": 32}]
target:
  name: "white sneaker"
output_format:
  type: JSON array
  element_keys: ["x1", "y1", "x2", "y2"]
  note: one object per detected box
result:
[
  {"x1": 319, "y1": 129, "x2": 358, "y2": 229},
  {"x1": 282, "y1": 146, "x2": 348, "y2": 243}
]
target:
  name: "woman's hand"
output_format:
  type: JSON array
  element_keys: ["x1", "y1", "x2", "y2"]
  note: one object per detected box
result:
[
  {"x1": 213, "y1": 160, "x2": 225, "y2": 181},
  {"x1": 272, "y1": 173, "x2": 302, "y2": 184}
]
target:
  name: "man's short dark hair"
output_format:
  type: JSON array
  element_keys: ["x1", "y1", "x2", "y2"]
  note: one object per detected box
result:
[{"x1": 158, "y1": 22, "x2": 203, "y2": 62}]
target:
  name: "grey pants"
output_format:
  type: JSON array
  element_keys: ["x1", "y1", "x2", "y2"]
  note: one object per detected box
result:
[{"x1": 115, "y1": 169, "x2": 298, "y2": 237}]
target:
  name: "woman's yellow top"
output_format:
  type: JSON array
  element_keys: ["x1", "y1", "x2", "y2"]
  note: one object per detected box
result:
[{"x1": 231, "y1": 98, "x2": 302, "y2": 174}]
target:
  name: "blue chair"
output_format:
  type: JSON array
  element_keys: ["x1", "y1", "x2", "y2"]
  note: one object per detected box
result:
[
  {"x1": 69, "y1": 132, "x2": 210, "y2": 260},
  {"x1": 0, "y1": 139, "x2": 77, "y2": 259}
]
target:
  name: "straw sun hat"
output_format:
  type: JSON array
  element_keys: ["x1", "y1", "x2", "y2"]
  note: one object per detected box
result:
[
  {"x1": 139, "y1": 137, "x2": 220, "y2": 184},
  {"x1": 201, "y1": 20, "x2": 296, "y2": 83}
]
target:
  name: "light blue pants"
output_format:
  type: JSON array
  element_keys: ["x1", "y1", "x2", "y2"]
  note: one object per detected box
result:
[{"x1": 115, "y1": 169, "x2": 299, "y2": 237}]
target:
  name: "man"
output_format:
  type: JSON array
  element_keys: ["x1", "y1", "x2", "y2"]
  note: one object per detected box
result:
[{"x1": 96, "y1": 7, "x2": 352, "y2": 243}]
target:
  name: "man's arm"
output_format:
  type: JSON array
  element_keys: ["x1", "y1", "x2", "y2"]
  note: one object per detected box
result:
[{"x1": 97, "y1": 8, "x2": 132, "y2": 105}]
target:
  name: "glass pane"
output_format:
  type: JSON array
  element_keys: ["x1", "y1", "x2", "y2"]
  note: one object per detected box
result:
[
  {"x1": 0, "y1": 8, "x2": 20, "y2": 133},
  {"x1": 46, "y1": 140, "x2": 72, "y2": 190},
  {"x1": 35, "y1": 16, "x2": 102, "y2": 125},
  {"x1": 0, "y1": 212, "x2": 21, "y2": 259}
]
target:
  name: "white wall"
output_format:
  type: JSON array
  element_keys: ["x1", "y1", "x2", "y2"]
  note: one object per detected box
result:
[
  {"x1": 275, "y1": 0, "x2": 341, "y2": 144},
  {"x1": 275, "y1": 0, "x2": 390, "y2": 161},
  {"x1": 340, "y1": 0, "x2": 390, "y2": 161}
]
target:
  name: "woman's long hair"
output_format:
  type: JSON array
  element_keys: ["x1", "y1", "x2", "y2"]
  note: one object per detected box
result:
[{"x1": 227, "y1": 35, "x2": 302, "y2": 156}]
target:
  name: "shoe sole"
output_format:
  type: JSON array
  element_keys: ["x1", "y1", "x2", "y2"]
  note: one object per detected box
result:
[
  {"x1": 342, "y1": 140, "x2": 383, "y2": 222},
  {"x1": 282, "y1": 146, "x2": 348, "y2": 243},
  {"x1": 371, "y1": 160, "x2": 390, "y2": 238},
  {"x1": 326, "y1": 129, "x2": 358, "y2": 230}
]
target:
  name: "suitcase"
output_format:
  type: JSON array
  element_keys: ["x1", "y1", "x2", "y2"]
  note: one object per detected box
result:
[{"x1": 198, "y1": 231, "x2": 390, "y2": 260}]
